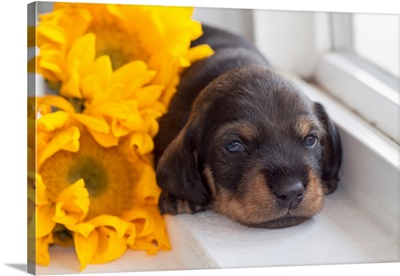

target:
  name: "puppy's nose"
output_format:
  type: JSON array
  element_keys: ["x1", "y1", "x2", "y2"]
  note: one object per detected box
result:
[{"x1": 273, "y1": 181, "x2": 305, "y2": 208}]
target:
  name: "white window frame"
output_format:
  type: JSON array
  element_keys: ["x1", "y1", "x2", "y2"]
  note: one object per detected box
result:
[
  {"x1": 318, "y1": 13, "x2": 399, "y2": 143},
  {"x1": 316, "y1": 52, "x2": 399, "y2": 143}
]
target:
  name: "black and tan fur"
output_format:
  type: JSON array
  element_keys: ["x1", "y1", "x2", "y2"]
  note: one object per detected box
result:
[{"x1": 154, "y1": 25, "x2": 342, "y2": 229}]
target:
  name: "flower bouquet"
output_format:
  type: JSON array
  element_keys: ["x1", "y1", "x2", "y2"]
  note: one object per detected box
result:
[{"x1": 27, "y1": 2, "x2": 213, "y2": 271}]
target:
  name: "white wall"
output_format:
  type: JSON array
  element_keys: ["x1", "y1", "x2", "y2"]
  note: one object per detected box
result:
[
  {"x1": 193, "y1": 7, "x2": 255, "y2": 42},
  {"x1": 193, "y1": 7, "x2": 332, "y2": 79},
  {"x1": 253, "y1": 10, "x2": 331, "y2": 78}
]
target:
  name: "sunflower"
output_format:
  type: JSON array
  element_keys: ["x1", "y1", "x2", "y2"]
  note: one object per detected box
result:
[
  {"x1": 32, "y1": 2, "x2": 214, "y2": 108},
  {"x1": 35, "y1": 125, "x2": 169, "y2": 270}
]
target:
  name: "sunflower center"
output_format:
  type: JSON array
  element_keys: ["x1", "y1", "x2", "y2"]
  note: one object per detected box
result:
[
  {"x1": 68, "y1": 156, "x2": 107, "y2": 197},
  {"x1": 90, "y1": 24, "x2": 146, "y2": 70},
  {"x1": 39, "y1": 129, "x2": 139, "y2": 220}
]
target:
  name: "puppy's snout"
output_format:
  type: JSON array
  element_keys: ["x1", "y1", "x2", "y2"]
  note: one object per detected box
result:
[{"x1": 272, "y1": 180, "x2": 305, "y2": 209}]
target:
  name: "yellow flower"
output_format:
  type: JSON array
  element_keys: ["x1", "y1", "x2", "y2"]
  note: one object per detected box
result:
[
  {"x1": 35, "y1": 126, "x2": 170, "y2": 269},
  {"x1": 36, "y1": 54, "x2": 163, "y2": 149},
  {"x1": 33, "y1": 3, "x2": 214, "y2": 108}
]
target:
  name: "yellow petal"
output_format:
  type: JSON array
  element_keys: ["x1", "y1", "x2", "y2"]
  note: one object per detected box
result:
[
  {"x1": 38, "y1": 95, "x2": 75, "y2": 114},
  {"x1": 106, "y1": 4, "x2": 125, "y2": 21},
  {"x1": 87, "y1": 55, "x2": 113, "y2": 90},
  {"x1": 38, "y1": 126, "x2": 80, "y2": 167},
  {"x1": 112, "y1": 60, "x2": 149, "y2": 84},
  {"x1": 148, "y1": 53, "x2": 177, "y2": 86},
  {"x1": 128, "y1": 132, "x2": 154, "y2": 156},
  {"x1": 80, "y1": 75, "x2": 101, "y2": 100},
  {"x1": 36, "y1": 205, "x2": 56, "y2": 238},
  {"x1": 74, "y1": 113, "x2": 110, "y2": 133},
  {"x1": 124, "y1": 206, "x2": 171, "y2": 254},
  {"x1": 160, "y1": 80, "x2": 178, "y2": 108},
  {"x1": 179, "y1": 56, "x2": 191, "y2": 67},
  {"x1": 38, "y1": 58, "x2": 62, "y2": 75},
  {"x1": 60, "y1": 63, "x2": 82, "y2": 99},
  {"x1": 37, "y1": 46, "x2": 63, "y2": 68},
  {"x1": 89, "y1": 215, "x2": 133, "y2": 238},
  {"x1": 110, "y1": 119, "x2": 131, "y2": 138},
  {"x1": 37, "y1": 21, "x2": 66, "y2": 44},
  {"x1": 120, "y1": 71, "x2": 157, "y2": 98},
  {"x1": 37, "y1": 111, "x2": 70, "y2": 131},
  {"x1": 74, "y1": 230, "x2": 99, "y2": 271},
  {"x1": 36, "y1": 101, "x2": 53, "y2": 117},
  {"x1": 134, "y1": 85, "x2": 164, "y2": 108},
  {"x1": 35, "y1": 234, "x2": 54, "y2": 266},
  {"x1": 37, "y1": 55, "x2": 64, "y2": 81},
  {"x1": 129, "y1": 239, "x2": 159, "y2": 255},
  {"x1": 86, "y1": 128, "x2": 118, "y2": 148},
  {"x1": 67, "y1": 222, "x2": 95, "y2": 239},
  {"x1": 122, "y1": 208, "x2": 155, "y2": 237},
  {"x1": 109, "y1": 111, "x2": 146, "y2": 137},
  {"x1": 67, "y1": 33, "x2": 96, "y2": 76},
  {"x1": 80, "y1": 56, "x2": 113, "y2": 101},
  {"x1": 36, "y1": 174, "x2": 49, "y2": 206},
  {"x1": 53, "y1": 179, "x2": 90, "y2": 226},
  {"x1": 134, "y1": 163, "x2": 160, "y2": 206},
  {"x1": 88, "y1": 101, "x2": 132, "y2": 119},
  {"x1": 141, "y1": 107, "x2": 163, "y2": 137},
  {"x1": 186, "y1": 44, "x2": 214, "y2": 63},
  {"x1": 90, "y1": 226, "x2": 127, "y2": 265},
  {"x1": 125, "y1": 226, "x2": 137, "y2": 247}
]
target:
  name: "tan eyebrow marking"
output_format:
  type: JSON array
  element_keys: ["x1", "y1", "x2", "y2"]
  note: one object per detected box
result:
[
  {"x1": 216, "y1": 121, "x2": 258, "y2": 141},
  {"x1": 296, "y1": 116, "x2": 321, "y2": 138}
]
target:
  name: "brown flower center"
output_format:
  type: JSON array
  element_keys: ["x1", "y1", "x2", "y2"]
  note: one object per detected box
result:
[
  {"x1": 68, "y1": 156, "x2": 107, "y2": 197},
  {"x1": 89, "y1": 24, "x2": 146, "y2": 70}
]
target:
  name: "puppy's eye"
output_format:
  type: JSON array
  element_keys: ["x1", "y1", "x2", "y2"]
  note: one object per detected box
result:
[
  {"x1": 226, "y1": 141, "x2": 245, "y2": 153},
  {"x1": 304, "y1": 135, "x2": 318, "y2": 148}
]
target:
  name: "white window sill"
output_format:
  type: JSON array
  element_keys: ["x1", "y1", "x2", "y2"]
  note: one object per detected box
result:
[{"x1": 36, "y1": 74, "x2": 400, "y2": 275}]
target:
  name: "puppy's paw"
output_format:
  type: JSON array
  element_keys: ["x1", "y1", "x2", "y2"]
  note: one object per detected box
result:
[{"x1": 159, "y1": 191, "x2": 209, "y2": 215}]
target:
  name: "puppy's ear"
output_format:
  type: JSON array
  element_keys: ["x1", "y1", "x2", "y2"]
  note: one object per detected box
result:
[
  {"x1": 314, "y1": 102, "x2": 342, "y2": 194},
  {"x1": 156, "y1": 124, "x2": 211, "y2": 208}
]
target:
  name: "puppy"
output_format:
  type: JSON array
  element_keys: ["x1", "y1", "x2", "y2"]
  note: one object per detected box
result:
[{"x1": 154, "y1": 25, "x2": 342, "y2": 229}]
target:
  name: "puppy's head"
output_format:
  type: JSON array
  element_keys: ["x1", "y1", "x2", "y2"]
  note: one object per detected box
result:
[{"x1": 156, "y1": 65, "x2": 342, "y2": 228}]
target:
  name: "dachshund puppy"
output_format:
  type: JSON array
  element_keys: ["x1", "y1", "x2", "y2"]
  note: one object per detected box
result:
[{"x1": 154, "y1": 25, "x2": 342, "y2": 229}]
